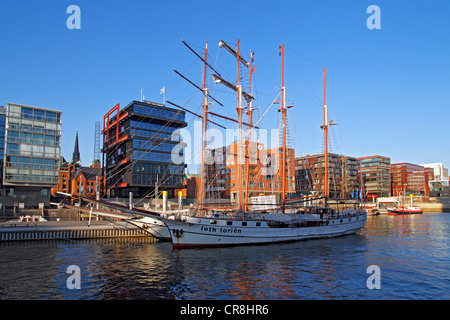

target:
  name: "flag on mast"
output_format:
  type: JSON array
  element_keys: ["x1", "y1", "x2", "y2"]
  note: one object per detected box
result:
[{"x1": 160, "y1": 86, "x2": 166, "y2": 104}]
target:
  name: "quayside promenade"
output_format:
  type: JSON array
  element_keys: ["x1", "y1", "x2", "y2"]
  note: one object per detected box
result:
[{"x1": 0, "y1": 208, "x2": 155, "y2": 242}]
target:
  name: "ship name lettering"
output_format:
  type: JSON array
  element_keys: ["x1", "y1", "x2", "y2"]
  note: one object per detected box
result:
[
  {"x1": 220, "y1": 227, "x2": 242, "y2": 234},
  {"x1": 200, "y1": 226, "x2": 242, "y2": 234},
  {"x1": 200, "y1": 226, "x2": 217, "y2": 233}
]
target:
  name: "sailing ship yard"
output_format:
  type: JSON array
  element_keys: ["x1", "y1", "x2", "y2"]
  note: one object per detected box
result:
[{"x1": 1, "y1": 0, "x2": 450, "y2": 302}]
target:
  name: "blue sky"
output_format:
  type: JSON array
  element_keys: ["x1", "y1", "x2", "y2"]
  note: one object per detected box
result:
[{"x1": 0, "y1": 0, "x2": 449, "y2": 170}]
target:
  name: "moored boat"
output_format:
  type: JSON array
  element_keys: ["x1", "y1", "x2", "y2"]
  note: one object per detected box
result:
[
  {"x1": 387, "y1": 206, "x2": 423, "y2": 215},
  {"x1": 17, "y1": 215, "x2": 47, "y2": 222},
  {"x1": 162, "y1": 208, "x2": 366, "y2": 248},
  {"x1": 366, "y1": 207, "x2": 380, "y2": 216}
]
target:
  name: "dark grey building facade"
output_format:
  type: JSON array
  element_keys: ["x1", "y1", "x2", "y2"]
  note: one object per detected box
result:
[{"x1": 102, "y1": 100, "x2": 186, "y2": 199}]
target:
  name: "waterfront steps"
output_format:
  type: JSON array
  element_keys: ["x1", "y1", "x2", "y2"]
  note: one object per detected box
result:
[{"x1": 0, "y1": 220, "x2": 157, "y2": 242}]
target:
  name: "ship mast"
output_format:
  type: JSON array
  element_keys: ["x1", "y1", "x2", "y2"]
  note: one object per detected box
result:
[
  {"x1": 280, "y1": 44, "x2": 287, "y2": 213},
  {"x1": 215, "y1": 38, "x2": 252, "y2": 212},
  {"x1": 198, "y1": 42, "x2": 209, "y2": 212},
  {"x1": 170, "y1": 40, "x2": 228, "y2": 213},
  {"x1": 236, "y1": 39, "x2": 244, "y2": 212},
  {"x1": 323, "y1": 67, "x2": 328, "y2": 207},
  {"x1": 244, "y1": 50, "x2": 254, "y2": 212}
]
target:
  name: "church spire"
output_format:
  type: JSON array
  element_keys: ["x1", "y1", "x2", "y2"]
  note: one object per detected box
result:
[{"x1": 72, "y1": 130, "x2": 81, "y2": 165}]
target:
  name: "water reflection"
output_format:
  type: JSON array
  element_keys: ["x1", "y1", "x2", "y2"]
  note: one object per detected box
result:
[
  {"x1": 1, "y1": 213, "x2": 449, "y2": 299},
  {"x1": 167, "y1": 236, "x2": 370, "y2": 300}
]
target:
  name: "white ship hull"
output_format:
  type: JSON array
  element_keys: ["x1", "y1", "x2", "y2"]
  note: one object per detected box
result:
[
  {"x1": 162, "y1": 212, "x2": 367, "y2": 249},
  {"x1": 131, "y1": 216, "x2": 171, "y2": 240}
]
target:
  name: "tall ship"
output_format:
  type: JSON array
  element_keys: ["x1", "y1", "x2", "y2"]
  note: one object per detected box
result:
[
  {"x1": 61, "y1": 39, "x2": 367, "y2": 248},
  {"x1": 158, "y1": 39, "x2": 366, "y2": 248}
]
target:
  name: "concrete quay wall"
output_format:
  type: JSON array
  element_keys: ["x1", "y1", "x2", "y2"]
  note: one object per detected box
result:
[{"x1": 0, "y1": 220, "x2": 156, "y2": 242}]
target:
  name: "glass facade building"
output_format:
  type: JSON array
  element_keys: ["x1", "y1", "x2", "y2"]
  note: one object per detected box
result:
[
  {"x1": 102, "y1": 100, "x2": 186, "y2": 199},
  {"x1": 357, "y1": 155, "x2": 391, "y2": 199},
  {"x1": 2, "y1": 103, "x2": 61, "y2": 207}
]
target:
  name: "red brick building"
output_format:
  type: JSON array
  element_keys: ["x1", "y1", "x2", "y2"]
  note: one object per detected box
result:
[
  {"x1": 51, "y1": 160, "x2": 102, "y2": 199},
  {"x1": 50, "y1": 158, "x2": 78, "y2": 197},
  {"x1": 390, "y1": 163, "x2": 434, "y2": 196},
  {"x1": 70, "y1": 162, "x2": 103, "y2": 198},
  {"x1": 201, "y1": 141, "x2": 295, "y2": 204},
  {"x1": 295, "y1": 153, "x2": 360, "y2": 200}
]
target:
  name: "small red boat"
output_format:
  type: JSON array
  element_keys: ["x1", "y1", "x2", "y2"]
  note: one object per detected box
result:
[{"x1": 387, "y1": 206, "x2": 423, "y2": 215}]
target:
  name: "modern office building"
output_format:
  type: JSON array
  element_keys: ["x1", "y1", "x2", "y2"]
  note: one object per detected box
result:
[
  {"x1": 357, "y1": 155, "x2": 391, "y2": 199},
  {"x1": 428, "y1": 180, "x2": 450, "y2": 197},
  {"x1": 390, "y1": 163, "x2": 434, "y2": 196},
  {"x1": 421, "y1": 162, "x2": 450, "y2": 197},
  {"x1": 2, "y1": 103, "x2": 62, "y2": 208},
  {"x1": 102, "y1": 100, "x2": 187, "y2": 199},
  {"x1": 295, "y1": 153, "x2": 360, "y2": 200}
]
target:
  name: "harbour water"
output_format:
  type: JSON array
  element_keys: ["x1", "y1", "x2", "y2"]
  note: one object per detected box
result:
[{"x1": 0, "y1": 213, "x2": 448, "y2": 300}]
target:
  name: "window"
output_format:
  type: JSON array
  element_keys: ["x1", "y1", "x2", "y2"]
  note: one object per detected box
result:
[
  {"x1": 242, "y1": 222, "x2": 247, "y2": 226},
  {"x1": 6, "y1": 188, "x2": 14, "y2": 196},
  {"x1": 227, "y1": 221, "x2": 233, "y2": 226},
  {"x1": 21, "y1": 108, "x2": 33, "y2": 117},
  {"x1": 34, "y1": 109, "x2": 45, "y2": 120}
]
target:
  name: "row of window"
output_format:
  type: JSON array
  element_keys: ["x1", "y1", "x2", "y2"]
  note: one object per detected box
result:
[
  {"x1": 360, "y1": 163, "x2": 390, "y2": 168},
  {"x1": 130, "y1": 120, "x2": 181, "y2": 134},
  {"x1": 134, "y1": 105, "x2": 185, "y2": 122},
  {"x1": 132, "y1": 150, "x2": 184, "y2": 163},
  {"x1": 7, "y1": 123, "x2": 60, "y2": 136},
  {"x1": 4, "y1": 156, "x2": 58, "y2": 171},
  {"x1": 7, "y1": 105, "x2": 61, "y2": 123},
  {"x1": 5, "y1": 143, "x2": 60, "y2": 158},
  {"x1": 5, "y1": 167, "x2": 58, "y2": 176},
  {"x1": 131, "y1": 173, "x2": 183, "y2": 186},
  {"x1": 130, "y1": 128, "x2": 180, "y2": 142},
  {"x1": 133, "y1": 163, "x2": 184, "y2": 175},
  {"x1": 4, "y1": 174, "x2": 59, "y2": 183},
  {"x1": 133, "y1": 139, "x2": 181, "y2": 153},
  {"x1": 6, "y1": 131, "x2": 59, "y2": 147},
  {"x1": 208, "y1": 220, "x2": 262, "y2": 227}
]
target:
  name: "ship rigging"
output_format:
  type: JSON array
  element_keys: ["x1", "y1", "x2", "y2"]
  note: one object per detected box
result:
[{"x1": 58, "y1": 38, "x2": 367, "y2": 248}]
